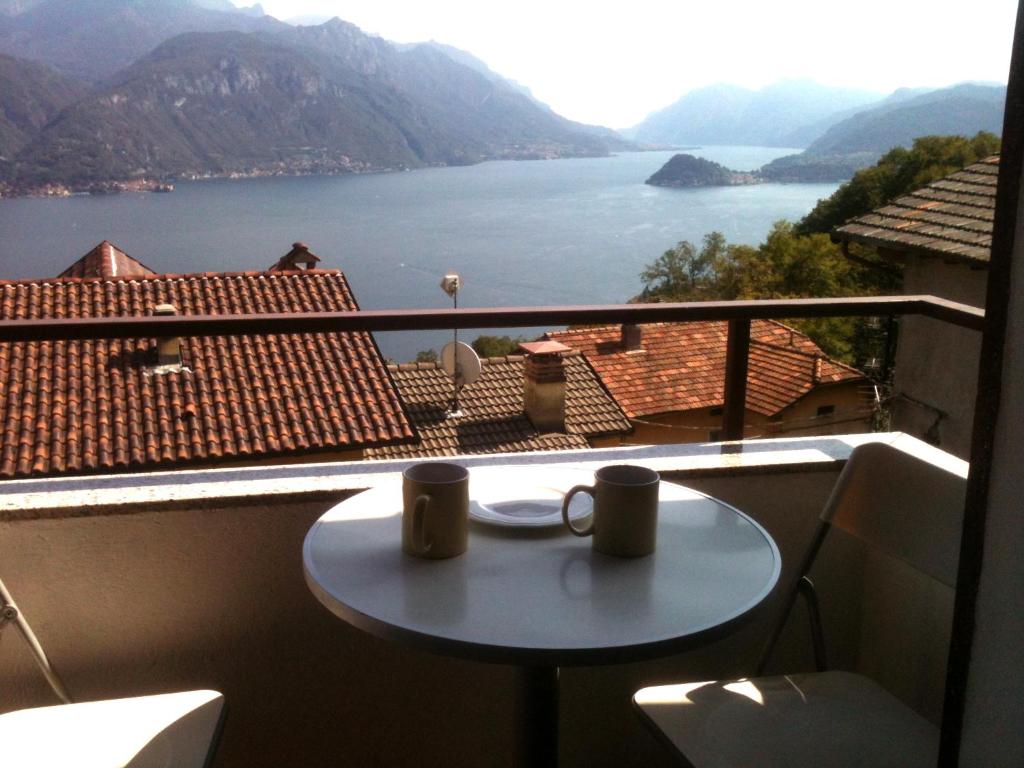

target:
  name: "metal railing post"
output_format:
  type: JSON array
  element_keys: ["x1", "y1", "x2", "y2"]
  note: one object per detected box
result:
[{"x1": 722, "y1": 318, "x2": 751, "y2": 440}]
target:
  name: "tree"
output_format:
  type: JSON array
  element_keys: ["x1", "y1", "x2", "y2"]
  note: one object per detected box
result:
[
  {"x1": 639, "y1": 224, "x2": 879, "y2": 302},
  {"x1": 796, "y1": 132, "x2": 1000, "y2": 235},
  {"x1": 636, "y1": 223, "x2": 897, "y2": 363},
  {"x1": 637, "y1": 232, "x2": 737, "y2": 302},
  {"x1": 414, "y1": 349, "x2": 438, "y2": 363},
  {"x1": 471, "y1": 335, "x2": 529, "y2": 358}
]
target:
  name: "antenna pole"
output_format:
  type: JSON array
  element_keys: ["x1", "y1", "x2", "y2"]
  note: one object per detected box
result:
[
  {"x1": 440, "y1": 273, "x2": 463, "y2": 418},
  {"x1": 451, "y1": 286, "x2": 460, "y2": 414}
]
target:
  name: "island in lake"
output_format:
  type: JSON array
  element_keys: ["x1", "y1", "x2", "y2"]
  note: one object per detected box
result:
[{"x1": 644, "y1": 154, "x2": 761, "y2": 187}]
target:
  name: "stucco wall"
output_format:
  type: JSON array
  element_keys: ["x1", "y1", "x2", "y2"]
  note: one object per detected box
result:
[
  {"x1": 768, "y1": 383, "x2": 874, "y2": 439},
  {"x1": 894, "y1": 256, "x2": 988, "y2": 458},
  {"x1": 623, "y1": 380, "x2": 871, "y2": 446}
]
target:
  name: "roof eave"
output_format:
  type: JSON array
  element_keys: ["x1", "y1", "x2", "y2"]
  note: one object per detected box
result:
[{"x1": 832, "y1": 229, "x2": 991, "y2": 267}]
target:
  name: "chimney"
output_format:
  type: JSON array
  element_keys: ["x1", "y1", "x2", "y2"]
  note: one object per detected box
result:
[
  {"x1": 269, "y1": 242, "x2": 321, "y2": 271},
  {"x1": 518, "y1": 340, "x2": 571, "y2": 432},
  {"x1": 621, "y1": 323, "x2": 642, "y2": 351},
  {"x1": 153, "y1": 304, "x2": 181, "y2": 367},
  {"x1": 812, "y1": 355, "x2": 823, "y2": 384}
]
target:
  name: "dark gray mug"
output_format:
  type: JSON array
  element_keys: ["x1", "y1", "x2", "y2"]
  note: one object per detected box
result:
[{"x1": 561, "y1": 465, "x2": 660, "y2": 557}]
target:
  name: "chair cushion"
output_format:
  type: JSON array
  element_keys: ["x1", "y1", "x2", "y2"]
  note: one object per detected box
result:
[
  {"x1": 634, "y1": 671, "x2": 938, "y2": 768},
  {"x1": 0, "y1": 689, "x2": 224, "y2": 768}
]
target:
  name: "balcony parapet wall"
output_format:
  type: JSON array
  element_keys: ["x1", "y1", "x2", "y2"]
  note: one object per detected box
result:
[
  {"x1": 0, "y1": 432, "x2": 966, "y2": 767},
  {"x1": 0, "y1": 432, "x2": 962, "y2": 523}
]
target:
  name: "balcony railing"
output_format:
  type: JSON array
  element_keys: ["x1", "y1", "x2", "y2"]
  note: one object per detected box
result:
[{"x1": 0, "y1": 294, "x2": 984, "y2": 440}]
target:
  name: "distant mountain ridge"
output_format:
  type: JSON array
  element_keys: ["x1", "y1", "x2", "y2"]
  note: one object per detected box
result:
[
  {"x1": 399, "y1": 40, "x2": 630, "y2": 148},
  {"x1": 802, "y1": 83, "x2": 1006, "y2": 156},
  {"x1": 761, "y1": 83, "x2": 1006, "y2": 181},
  {"x1": 4, "y1": 17, "x2": 625, "y2": 189},
  {"x1": 630, "y1": 80, "x2": 885, "y2": 148},
  {"x1": 0, "y1": 0, "x2": 285, "y2": 82}
]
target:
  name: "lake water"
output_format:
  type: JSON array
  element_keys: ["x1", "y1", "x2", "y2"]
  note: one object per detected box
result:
[{"x1": 0, "y1": 147, "x2": 839, "y2": 361}]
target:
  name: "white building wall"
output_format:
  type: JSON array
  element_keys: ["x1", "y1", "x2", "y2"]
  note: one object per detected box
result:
[{"x1": 893, "y1": 256, "x2": 988, "y2": 459}]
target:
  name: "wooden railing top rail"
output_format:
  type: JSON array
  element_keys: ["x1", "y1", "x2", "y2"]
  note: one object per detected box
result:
[{"x1": 0, "y1": 295, "x2": 985, "y2": 342}]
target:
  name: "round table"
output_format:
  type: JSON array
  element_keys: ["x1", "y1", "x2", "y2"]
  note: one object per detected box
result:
[{"x1": 303, "y1": 466, "x2": 781, "y2": 766}]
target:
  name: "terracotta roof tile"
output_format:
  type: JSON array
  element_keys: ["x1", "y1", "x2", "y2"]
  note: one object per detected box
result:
[
  {"x1": 366, "y1": 353, "x2": 631, "y2": 460},
  {"x1": 833, "y1": 155, "x2": 999, "y2": 263},
  {"x1": 546, "y1": 321, "x2": 866, "y2": 418},
  {"x1": 0, "y1": 243, "x2": 415, "y2": 478}
]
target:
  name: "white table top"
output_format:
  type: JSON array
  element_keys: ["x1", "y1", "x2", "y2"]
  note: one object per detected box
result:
[{"x1": 303, "y1": 466, "x2": 781, "y2": 666}]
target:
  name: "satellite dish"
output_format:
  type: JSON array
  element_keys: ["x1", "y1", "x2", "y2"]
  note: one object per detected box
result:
[{"x1": 441, "y1": 341, "x2": 481, "y2": 388}]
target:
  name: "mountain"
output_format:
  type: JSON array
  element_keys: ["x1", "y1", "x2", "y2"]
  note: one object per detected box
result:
[
  {"x1": 387, "y1": 38, "x2": 631, "y2": 148},
  {"x1": 760, "y1": 83, "x2": 1006, "y2": 182},
  {"x1": 9, "y1": 24, "x2": 617, "y2": 187},
  {"x1": 268, "y1": 20, "x2": 626, "y2": 151},
  {"x1": 411, "y1": 41, "x2": 537, "y2": 100},
  {"x1": 756, "y1": 152, "x2": 881, "y2": 183},
  {"x1": 802, "y1": 83, "x2": 1006, "y2": 156},
  {"x1": 771, "y1": 87, "x2": 935, "y2": 148},
  {"x1": 0, "y1": 0, "x2": 284, "y2": 82},
  {"x1": 192, "y1": 0, "x2": 263, "y2": 15},
  {"x1": 0, "y1": 53, "x2": 87, "y2": 161},
  {"x1": 645, "y1": 154, "x2": 758, "y2": 187},
  {"x1": 12, "y1": 32, "x2": 455, "y2": 183},
  {"x1": 630, "y1": 80, "x2": 884, "y2": 148},
  {"x1": 270, "y1": 20, "x2": 619, "y2": 148}
]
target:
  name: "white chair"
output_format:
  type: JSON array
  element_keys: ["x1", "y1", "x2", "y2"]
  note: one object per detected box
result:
[
  {"x1": 0, "y1": 690, "x2": 225, "y2": 768},
  {"x1": 0, "y1": 579, "x2": 225, "y2": 768},
  {"x1": 633, "y1": 442, "x2": 968, "y2": 768}
]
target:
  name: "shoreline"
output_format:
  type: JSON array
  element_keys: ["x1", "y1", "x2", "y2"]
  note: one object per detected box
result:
[{"x1": 0, "y1": 148, "x2": 621, "y2": 201}]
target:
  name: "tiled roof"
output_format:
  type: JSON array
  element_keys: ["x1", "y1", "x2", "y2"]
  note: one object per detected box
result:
[
  {"x1": 365, "y1": 352, "x2": 631, "y2": 459},
  {"x1": 546, "y1": 321, "x2": 866, "y2": 418},
  {"x1": 58, "y1": 240, "x2": 158, "y2": 279},
  {"x1": 833, "y1": 155, "x2": 998, "y2": 263},
  {"x1": 0, "y1": 244, "x2": 416, "y2": 478}
]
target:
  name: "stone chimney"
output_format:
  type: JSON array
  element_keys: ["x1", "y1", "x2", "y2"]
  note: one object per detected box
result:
[
  {"x1": 269, "y1": 242, "x2": 321, "y2": 271},
  {"x1": 519, "y1": 340, "x2": 571, "y2": 432},
  {"x1": 153, "y1": 304, "x2": 181, "y2": 367},
  {"x1": 621, "y1": 323, "x2": 642, "y2": 351}
]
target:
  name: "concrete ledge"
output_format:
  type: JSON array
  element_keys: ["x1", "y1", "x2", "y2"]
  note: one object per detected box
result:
[{"x1": 0, "y1": 432, "x2": 963, "y2": 522}]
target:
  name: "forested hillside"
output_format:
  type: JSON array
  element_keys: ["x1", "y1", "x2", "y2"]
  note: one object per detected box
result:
[{"x1": 0, "y1": 54, "x2": 86, "y2": 160}]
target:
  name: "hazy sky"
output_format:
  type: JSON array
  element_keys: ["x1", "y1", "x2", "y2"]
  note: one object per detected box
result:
[{"x1": 240, "y1": 1, "x2": 1018, "y2": 128}]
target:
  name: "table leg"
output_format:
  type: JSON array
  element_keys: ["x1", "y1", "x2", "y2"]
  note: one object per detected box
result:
[{"x1": 517, "y1": 665, "x2": 559, "y2": 767}]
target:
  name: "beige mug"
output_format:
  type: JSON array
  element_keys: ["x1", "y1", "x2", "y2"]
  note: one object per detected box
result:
[
  {"x1": 402, "y1": 462, "x2": 470, "y2": 559},
  {"x1": 561, "y1": 465, "x2": 660, "y2": 557}
]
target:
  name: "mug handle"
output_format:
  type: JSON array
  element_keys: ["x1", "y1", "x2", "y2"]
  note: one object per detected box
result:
[
  {"x1": 562, "y1": 485, "x2": 596, "y2": 536},
  {"x1": 413, "y1": 494, "x2": 433, "y2": 554}
]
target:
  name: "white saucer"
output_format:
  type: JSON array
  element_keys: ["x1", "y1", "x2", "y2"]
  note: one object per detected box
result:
[{"x1": 469, "y1": 467, "x2": 594, "y2": 529}]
